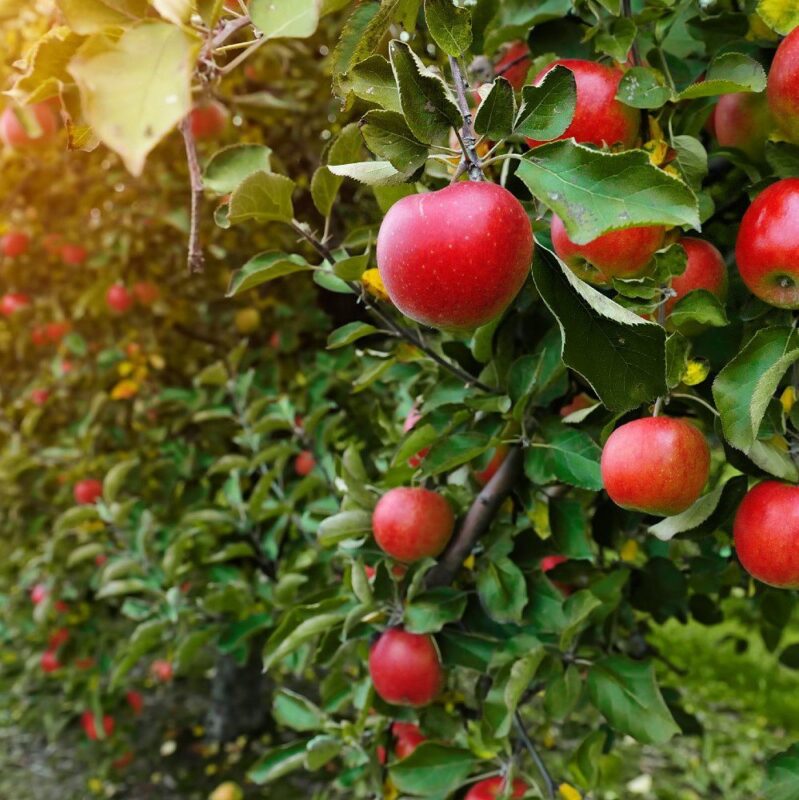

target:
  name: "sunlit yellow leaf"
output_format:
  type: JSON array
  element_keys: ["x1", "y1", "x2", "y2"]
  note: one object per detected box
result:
[
  {"x1": 362, "y1": 268, "x2": 389, "y2": 301},
  {"x1": 620, "y1": 539, "x2": 639, "y2": 562},
  {"x1": 682, "y1": 359, "x2": 710, "y2": 386},
  {"x1": 111, "y1": 379, "x2": 139, "y2": 400},
  {"x1": 781, "y1": 386, "x2": 796, "y2": 415}
]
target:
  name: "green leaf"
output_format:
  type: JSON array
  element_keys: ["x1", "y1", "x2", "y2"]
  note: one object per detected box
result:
[
  {"x1": 559, "y1": 590, "x2": 603, "y2": 650},
  {"x1": 68, "y1": 21, "x2": 200, "y2": 176},
  {"x1": 57, "y1": 0, "x2": 146, "y2": 34},
  {"x1": 424, "y1": 0, "x2": 472, "y2": 57},
  {"x1": 67, "y1": 542, "x2": 106, "y2": 568},
  {"x1": 515, "y1": 65, "x2": 577, "y2": 141},
  {"x1": 327, "y1": 322, "x2": 379, "y2": 349},
  {"x1": 525, "y1": 419, "x2": 603, "y2": 491},
  {"x1": 764, "y1": 743, "x2": 799, "y2": 800},
  {"x1": 102, "y1": 458, "x2": 138, "y2": 504},
  {"x1": 570, "y1": 730, "x2": 607, "y2": 789},
  {"x1": 669, "y1": 289, "x2": 728, "y2": 331},
  {"x1": 361, "y1": 110, "x2": 428, "y2": 171},
  {"x1": 477, "y1": 557, "x2": 528, "y2": 624},
  {"x1": 305, "y1": 735, "x2": 342, "y2": 770},
  {"x1": 349, "y1": 55, "x2": 402, "y2": 113},
  {"x1": 263, "y1": 612, "x2": 347, "y2": 669},
  {"x1": 203, "y1": 145, "x2": 273, "y2": 194},
  {"x1": 110, "y1": 619, "x2": 167, "y2": 688},
  {"x1": 228, "y1": 171, "x2": 295, "y2": 225},
  {"x1": 388, "y1": 39, "x2": 460, "y2": 145},
  {"x1": 227, "y1": 252, "x2": 311, "y2": 296},
  {"x1": 545, "y1": 664, "x2": 583, "y2": 719},
  {"x1": 517, "y1": 142, "x2": 699, "y2": 244},
  {"x1": 532, "y1": 246, "x2": 667, "y2": 412},
  {"x1": 318, "y1": 510, "x2": 373, "y2": 546},
  {"x1": 328, "y1": 160, "x2": 407, "y2": 186},
  {"x1": 483, "y1": 0, "x2": 571, "y2": 52},
  {"x1": 423, "y1": 432, "x2": 490, "y2": 475},
  {"x1": 312, "y1": 122, "x2": 364, "y2": 217},
  {"x1": 174, "y1": 628, "x2": 217, "y2": 674},
  {"x1": 389, "y1": 743, "x2": 475, "y2": 796},
  {"x1": 712, "y1": 327, "x2": 799, "y2": 453},
  {"x1": 273, "y1": 689, "x2": 326, "y2": 732},
  {"x1": 332, "y1": 252, "x2": 370, "y2": 280},
  {"x1": 248, "y1": 740, "x2": 309, "y2": 784},
  {"x1": 616, "y1": 66, "x2": 673, "y2": 109},
  {"x1": 472, "y1": 78, "x2": 515, "y2": 143},
  {"x1": 13, "y1": 26, "x2": 84, "y2": 103},
  {"x1": 678, "y1": 53, "x2": 767, "y2": 99},
  {"x1": 405, "y1": 588, "x2": 468, "y2": 633},
  {"x1": 250, "y1": 0, "x2": 320, "y2": 39},
  {"x1": 587, "y1": 656, "x2": 680, "y2": 744},
  {"x1": 757, "y1": 0, "x2": 799, "y2": 35}
]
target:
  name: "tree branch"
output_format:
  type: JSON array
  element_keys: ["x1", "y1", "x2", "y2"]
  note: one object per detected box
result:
[
  {"x1": 179, "y1": 118, "x2": 205, "y2": 274},
  {"x1": 622, "y1": 0, "x2": 642, "y2": 67},
  {"x1": 211, "y1": 14, "x2": 251, "y2": 50},
  {"x1": 425, "y1": 446, "x2": 523, "y2": 588},
  {"x1": 448, "y1": 56, "x2": 484, "y2": 182},
  {"x1": 514, "y1": 712, "x2": 559, "y2": 800}
]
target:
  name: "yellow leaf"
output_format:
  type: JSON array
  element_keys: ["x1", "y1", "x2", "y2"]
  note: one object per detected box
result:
[
  {"x1": 682, "y1": 359, "x2": 710, "y2": 386},
  {"x1": 620, "y1": 539, "x2": 639, "y2": 562},
  {"x1": 463, "y1": 554, "x2": 475, "y2": 570},
  {"x1": 781, "y1": 386, "x2": 796, "y2": 415},
  {"x1": 118, "y1": 361, "x2": 134, "y2": 377},
  {"x1": 88, "y1": 778, "x2": 104, "y2": 794},
  {"x1": 111, "y1": 379, "x2": 139, "y2": 400},
  {"x1": 770, "y1": 435, "x2": 789, "y2": 453},
  {"x1": 747, "y1": 12, "x2": 781, "y2": 40},
  {"x1": 755, "y1": 0, "x2": 799, "y2": 35},
  {"x1": 383, "y1": 778, "x2": 400, "y2": 800},
  {"x1": 362, "y1": 268, "x2": 390, "y2": 302},
  {"x1": 559, "y1": 784, "x2": 582, "y2": 800},
  {"x1": 150, "y1": 353, "x2": 166, "y2": 370}
]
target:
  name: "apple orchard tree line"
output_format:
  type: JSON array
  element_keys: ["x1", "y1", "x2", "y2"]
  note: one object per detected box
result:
[{"x1": 6, "y1": 0, "x2": 799, "y2": 797}]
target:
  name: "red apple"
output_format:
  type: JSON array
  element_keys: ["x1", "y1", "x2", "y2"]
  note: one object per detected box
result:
[
  {"x1": 40, "y1": 650, "x2": 60, "y2": 673},
  {"x1": 30, "y1": 388, "x2": 50, "y2": 406},
  {"x1": 31, "y1": 326, "x2": 48, "y2": 346},
  {"x1": 601, "y1": 417, "x2": 710, "y2": 515},
  {"x1": 73, "y1": 478, "x2": 103, "y2": 505},
  {"x1": 372, "y1": 487, "x2": 455, "y2": 562},
  {"x1": 133, "y1": 281, "x2": 160, "y2": 305},
  {"x1": 60, "y1": 243, "x2": 88, "y2": 266},
  {"x1": 525, "y1": 60, "x2": 639, "y2": 149},
  {"x1": 48, "y1": 628, "x2": 70, "y2": 650},
  {"x1": 403, "y1": 406, "x2": 430, "y2": 468},
  {"x1": 150, "y1": 659, "x2": 173, "y2": 682},
  {"x1": 494, "y1": 41, "x2": 531, "y2": 89},
  {"x1": 666, "y1": 237, "x2": 728, "y2": 314},
  {"x1": 294, "y1": 450, "x2": 316, "y2": 476},
  {"x1": 541, "y1": 554, "x2": 572, "y2": 596},
  {"x1": 0, "y1": 102, "x2": 58, "y2": 149},
  {"x1": 112, "y1": 751, "x2": 135, "y2": 770},
  {"x1": 75, "y1": 657, "x2": 96, "y2": 670},
  {"x1": 126, "y1": 690, "x2": 144, "y2": 715},
  {"x1": 736, "y1": 178, "x2": 799, "y2": 307},
  {"x1": 2, "y1": 232, "x2": 30, "y2": 258},
  {"x1": 559, "y1": 393, "x2": 594, "y2": 417},
  {"x1": 767, "y1": 27, "x2": 799, "y2": 143},
  {"x1": 30, "y1": 584, "x2": 48, "y2": 605},
  {"x1": 188, "y1": 101, "x2": 229, "y2": 141},
  {"x1": 81, "y1": 711, "x2": 115, "y2": 741},
  {"x1": 465, "y1": 777, "x2": 529, "y2": 800},
  {"x1": 376, "y1": 182, "x2": 533, "y2": 330},
  {"x1": 0, "y1": 292, "x2": 31, "y2": 315},
  {"x1": 369, "y1": 628, "x2": 442, "y2": 707},
  {"x1": 106, "y1": 284, "x2": 133, "y2": 313},
  {"x1": 734, "y1": 481, "x2": 799, "y2": 588},
  {"x1": 54, "y1": 600, "x2": 69, "y2": 614},
  {"x1": 714, "y1": 91, "x2": 772, "y2": 161},
  {"x1": 474, "y1": 446, "x2": 509, "y2": 486},
  {"x1": 392, "y1": 722, "x2": 426, "y2": 759},
  {"x1": 551, "y1": 214, "x2": 664, "y2": 284},
  {"x1": 45, "y1": 320, "x2": 71, "y2": 343}
]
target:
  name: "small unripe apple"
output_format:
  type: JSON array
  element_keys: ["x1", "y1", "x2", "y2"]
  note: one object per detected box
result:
[
  {"x1": 133, "y1": 281, "x2": 159, "y2": 305},
  {"x1": 150, "y1": 659, "x2": 173, "y2": 682},
  {"x1": 294, "y1": 450, "x2": 316, "y2": 476},
  {"x1": 494, "y1": 41, "x2": 531, "y2": 89},
  {"x1": 0, "y1": 102, "x2": 58, "y2": 149},
  {"x1": 48, "y1": 628, "x2": 70, "y2": 650},
  {"x1": 736, "y1": 178, "x2": 799, "y2": 308},
  {"x1": 126, "y1": 690, "x2": 144, "y2": 715},
  {"x1": 106, "y1": 283, "x2": 133, "y2": 313},
  {"x1": 767, "y1": 27, "x2": 799, "y2": 143},
  {"x1": 474, "y1": 446, "x2": 508, "y2": 486},
  {"x1": 2, "y1": 231, "x2": 30, "y2": 258},
  {"x1": 666, "y1": 237, "x2": 728, "y2": 315},
  {"x1": 465, "y1": 777, "x2": 529, "y2": 800},
  {"x1": 525, "y1": 60, "x2": 639, "y2": 149},
  {"x1": 372, "y1": 487, "x2": 455, "y2": 562},
  {"x1": 551, "y1": 215, "x2": 664, "y2": 284},
  {"x1": 403, "y1": 407, "x2": 430, "y2": 468},
  {"x1": 235, "y1": 307, "x2": 261, "y2": 334},
  {"x1": 81, "y1": 711, "x2": 115, "y2": 741},
  {"x1": 714, "y1": 91, "x2": 772, "y2": 161},
  {"x1": 60, "y1": 243, "x2": 88, "y2": 266},
  {"x1": 601, "y1": 417, "x2": 710, "y2": 516},
  {"x1": 188, "y1": 101, "x2": 229, "y2": 141},
  {"x1": 376, "y1": 182, "x2": 533, "y2": 330},
  {"x1": 40, "y1": 650, "x2": 60, "y2": 673},
  {"x1": 734, "y1": 481, "x2": 799, "y2": 588},
  {"x1": 392, "y1": 721, "x2": 426, "y2": 759},
  {"x1": 0, "y1": 292, "x2": 31, "y2": 315},
  {"x1": 73, "y1": 478, "x2": 103, "y2": 505},
  {"x1": 30, "y1": 584, "x2": 48, "y2": 604},
  {"x1": 369, "y1": 628, "x2": 443, "y2": 707}
]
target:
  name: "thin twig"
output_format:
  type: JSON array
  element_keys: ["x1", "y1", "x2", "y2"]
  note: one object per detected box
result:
[
  {"x1": 179, "y1": 118, "x2": 205, "y2": 274},
  {"x1": 622, "y1": 0, "x2": 642, "y2": 67},
  {"x1": 220, "y1": 34, "x2": 266, "y2": 75},
  {"x1": 514, "y1": 712, "x2": 558, "y2": 800},
  {"x1": 211, "y1": 14, "x2": 251, "y2": 49},
  {"x1": 448, "y1": 56, "x2": 484, "y2": 182}
]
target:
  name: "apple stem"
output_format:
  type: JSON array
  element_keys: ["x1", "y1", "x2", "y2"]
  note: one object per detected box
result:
[
  {"x1": 622, "y1": 0, "x2": 642, "y2": 67},
  {"x1": 179, "y1": 118, "x2": 206, "y2": 274},
  {"x1": 514, "y1": 711, "x2": 558, "y2": 800},
  {"x1": 448, "y1": 56, "x2": 484, "y2": 182}
]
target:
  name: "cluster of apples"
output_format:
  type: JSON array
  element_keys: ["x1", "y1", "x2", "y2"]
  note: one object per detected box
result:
[{"x1": 106, "y1": 281, "x2": 160, "y2": 314}]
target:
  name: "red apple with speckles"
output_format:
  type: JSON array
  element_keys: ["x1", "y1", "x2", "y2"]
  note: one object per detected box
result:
[
  {"x1": 372, "y1": 487, "x2": 455, "y2": 562},
  {"x1": 0, "y1": 102, "x2": 58, "y2": 149},
  {"x1": 40, "y1": 650, "x2": 60, "y2": 673},
  {"x1": 601, "y1": 417, "x2": 710, "y2": 515},
  {"x1": 60, "y1": 243, "x2": 88, "y2": 266},
  {"x1": 133, "y1": 281, "x2": 160, "y2": 305},
  {"x1": 392, "y1": 722, "x2": 426, "y2": 759},
  {"x1": 551, "y1": 215, "x2": 664, "y2": 285},
  {"x1": 151, "y1": 659, "x2": 173, "y2": 682},
  {"x1": 736, "y1": 178, "x2": 799, "y2": 307},
  {"x1": 403, "y1": 406, "x2": 430, "y2": 468},
  {"x1": 0, "y1": 292, "x2": 31, "y2": 315},
  {"x1": 525, "y1": 60, "x2": 639, "y2": 149},
  {"x1": 294, "y1": 450, "x2": 316, "y2": 476},
  {"x1": 188, "y1": 101, "x2": 229, "y2": 141},
  {"x1": 474, "y1": 446, "x2": 508, "y2": 486},
  {"x1": 495, "y1": 41, "x2": 531, "y2": 89},
  {"x1": 74, "y1": 478, "x2": 103, "y2": 505},
  {"x1": 767, "y1": 27, "x2": 799, "y2": 144},
  {"x1": 81, "y1": 711, "x2": 115, "y2": 741},
  {"x1": 2, "y1": 231, "x2": 29, "y2": 258},
  {"x1": 369, "y1": 628, "x2": 442, "y2": 707},
  {"x1": 376, "y1": 182, "x2": 533, "y2": 330},
  {"x1": 106, "y1": 284, "x2": 133, "y2": 313},
  {"x1": 714, "y1": 91, "x2": 772, "y2": 161},
  {"x1": 734, "y1": 481, "x2": 799, "y2": 588},
  {"x1": 465, "y1": 777, "x2": 529, "y2": 800},
  {"x1": 666, "y1": 237, "x2": 728, "y2": 315}
]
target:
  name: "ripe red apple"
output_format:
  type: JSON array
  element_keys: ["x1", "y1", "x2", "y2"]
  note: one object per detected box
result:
[
  {"x1": 666, "y1": 237, "x2": 728, "y2": 314},
  {"x1": 40, "y1": 650, "x2": 60, "y2": 673},
  {"x1": 372, "y1": 487, "x2": 455, "y2": 562},
  {"x1": 112, "y1": 751, "x2": 135, "y2": 771},
  {"x1": 767, "y1": 27, "x2": 799, "y2": 143},
  {"x1": 151, "y1": 659, "x2": 173, "y2": 682},
  {"x1": 126, "y1": 690, "x2": 144, "y2": 715},
  {"x1": 541, "y1": 554, "x2": 572, "y2": 596},
  {"x1": 294, "y1": 450, "x2": 316, "y2": 476},
  {"x1": 188, "y1": 101, "x2": 229, "y2": 141},
  {"x1": 736, "y1": 178, "x2": 799, "y2": 307},
  {"x1": 403, "y1": 407, "x2": 430, "y2": 468},
  {"x1": 81, "y1": 711, "x2": 115, "y2": 741},
  {"x1": 106, "y1": 284, "x2": 133, "y2": 313},
  {"x1": 494, "y1": 41, "x2": 531, "y2": 89},
  {"x1": 74, "y1": 478, "x2": 103, "y2": 505},
  {"x1": 713, "y1": 91, "x2": 772, "y2": 161},
  {"x1": 474, "y1": 446, "x2": 508, "y2": 486},
  {"x1": 465, "y1": 777, "x2": 529, "y2": 800},
  {"x1": 48, "y1": 628, "x2": 70, "y2": 650},
  {"x1": 734, "y1": 481, "x2": 799, "y2": 588},
  {"x1": 0, "y1": 102, "x2": 58, "y2": 149},
  {"x1": 2, "y1": 231, "x2": 30, "y2": 258},
  {"x1": 551, "y1": 215, "x2": 664, "y2": 284},
  {"x1": 392, "y1": 721, "x2": 426, "y2": 759},
  {"x1": 601, "y1": 417, "x2": 710, "y2": 515},
  {"x1": 30, "y1": 583, "x2": 48, "y2": 605},
  {"x1": 133, "y1": 281, "x2": 160, "y2": 305},
  {"x1": 0, "y1": 292, "x2": 31, "y2": 315},
  {"x1": 60, "y1": 243, "x2": 88, "y2": 266},
  {"x1": 368, "y1": 628, "x2": 443, "y2": 707},
  {"x1": 376, "y1": 182, "x2": 533, "y2": 330},
  {"x1": 525, "y1": 60, "x2": 639, "y2": 149},
  {"x1": 45, "y1": 320, "x2": 71, "y2": 343}
]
